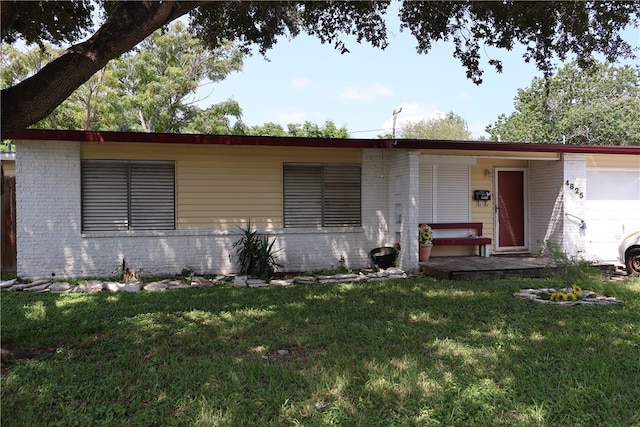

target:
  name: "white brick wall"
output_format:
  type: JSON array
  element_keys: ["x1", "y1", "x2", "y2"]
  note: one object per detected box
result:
[
  {"x1": 16, "y1": 142, "x2": 394, "y2": 279},
  {"x1": 17, "y1": 140, "x2": 84, "y2": 278},
  {"x1": 387, "y1": 151, "x2": 420, "y2": 271},
  {"x1": 561, "y1": 153, "x2": 587, "y2": 257},
  {"x1": 528, "y1": 154, "x2": 587, "y2": 257}
]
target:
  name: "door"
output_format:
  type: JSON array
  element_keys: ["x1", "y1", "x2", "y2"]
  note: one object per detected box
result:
[
  {"x1": 1, "y1": 174, "x2": 17, "y2": 274},
  {"x1": 496, "y1": 168, "x2": 527, "y2": 252}
]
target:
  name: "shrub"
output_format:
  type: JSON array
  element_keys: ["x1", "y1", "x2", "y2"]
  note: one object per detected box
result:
[
  {"x1": 233, "y1": 220, "x2": 282, "y2": 280},
  {"x1": 541, "y1": 240, "x2": 602, "y2": 288}
]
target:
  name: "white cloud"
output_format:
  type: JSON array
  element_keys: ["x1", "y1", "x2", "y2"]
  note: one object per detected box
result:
[
  {"x1": 340, "y1": 83, "x2": 394, "y2": 101},
  {"x1": 291, "y1": 78, "x2": 312, "y2": 90}
]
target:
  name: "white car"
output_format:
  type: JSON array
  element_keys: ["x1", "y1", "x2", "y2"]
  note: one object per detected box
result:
[{"x1": 619, "y1": 231, "x2": 640, "y2": 276}]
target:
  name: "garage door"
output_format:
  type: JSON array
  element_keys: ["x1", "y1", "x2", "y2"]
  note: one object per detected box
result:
[{"x1": 585, "y1": 169, "x2": 640, "y2": 262}]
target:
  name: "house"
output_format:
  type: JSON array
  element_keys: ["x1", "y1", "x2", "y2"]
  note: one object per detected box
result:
[{"x1": 10, "y1": 129, "x2": 640, "y2": 279}]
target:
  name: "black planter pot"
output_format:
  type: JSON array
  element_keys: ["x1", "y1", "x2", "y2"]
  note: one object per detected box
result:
[{"x1": 369, "y1": 246, "x2": 398, "y2": 269}]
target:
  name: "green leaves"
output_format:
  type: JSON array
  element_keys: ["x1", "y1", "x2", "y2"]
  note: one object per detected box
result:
[
  {"x1": 2, "y1": 22, "x2": 245, "y2": 134},
  {"x1": 487, "y1": 61, "x2": 640, "y2": 145},
  {"x1": 248, "y1": 120, "x2": 350, "y2": 138},
  {"x1": 233, "y1": 219, "x2": 282, "y2": 281},
  {"x1": 115, "y1": 22, "x2": 244, "y2": 133},
  {"x1": 400, "y1": 111, "x2": 472, "y2": 140}
]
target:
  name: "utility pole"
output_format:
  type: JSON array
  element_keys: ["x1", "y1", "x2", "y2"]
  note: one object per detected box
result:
[{"x1": 392, "y1": 107, "x2": 402, "y2": 139}]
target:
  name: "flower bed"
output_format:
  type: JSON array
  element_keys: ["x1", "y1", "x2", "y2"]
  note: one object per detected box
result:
[{"x1": 513, "y1": 286, "x2": 622, "y2": 305}]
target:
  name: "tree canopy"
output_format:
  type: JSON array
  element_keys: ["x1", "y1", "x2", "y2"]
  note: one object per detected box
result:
[
  {"x1": 486, "y1": 61, "x2": 640, "y2": 145},
  {"x1": 2, "y1": 1, "x2": 639, "y2": 139},
  {"x1": 246, "y1": 120, "x2": 350, "y2": 138},
  {"x1": 1, "y1": 22, "x2": 244, "y2": 133},
  {"x1": 113, "y1": 22, "x2": 244, "y2": 133},
  {"x1": 397, "y1": 112, "x2": 472, "y2": 140}
]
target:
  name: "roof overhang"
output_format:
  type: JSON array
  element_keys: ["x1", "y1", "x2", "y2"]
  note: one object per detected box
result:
[{"x1": 11, "y1": 129, "x2": 640, "y2": 156}]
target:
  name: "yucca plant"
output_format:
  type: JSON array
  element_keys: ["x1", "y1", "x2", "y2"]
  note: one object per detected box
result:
[{"x1": 233, "y1": 220, "x2": 282, "y2": 280}]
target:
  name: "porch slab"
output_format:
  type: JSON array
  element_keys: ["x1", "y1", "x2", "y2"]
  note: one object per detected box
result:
[{"x1": 419, "y1": 256, "x2": 556, "y2": 280}]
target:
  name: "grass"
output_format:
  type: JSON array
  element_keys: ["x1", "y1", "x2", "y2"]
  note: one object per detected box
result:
[{"x1": 2, "y1": 275, "x2": 639, "y2": 426}]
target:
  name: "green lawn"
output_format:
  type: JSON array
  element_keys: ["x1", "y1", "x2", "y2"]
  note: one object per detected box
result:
[{"x1": 2, "y1": 276, "x2": 639, "y2": 426}]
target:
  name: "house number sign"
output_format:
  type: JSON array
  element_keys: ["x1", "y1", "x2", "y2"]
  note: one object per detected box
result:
[{"x1": 565, "y1": 180, "x2": 584, "y2": 198}]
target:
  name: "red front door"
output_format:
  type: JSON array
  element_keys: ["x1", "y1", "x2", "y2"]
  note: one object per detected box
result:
[{"x1": 496, "y1": 169, "x2": 526, "y2": 250}]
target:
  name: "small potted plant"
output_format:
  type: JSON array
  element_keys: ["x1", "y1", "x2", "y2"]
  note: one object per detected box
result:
[{"x1": 419, "y1": 224, "x2": 433, "y2": 262}]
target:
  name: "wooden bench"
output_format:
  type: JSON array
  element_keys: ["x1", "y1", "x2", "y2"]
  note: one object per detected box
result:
[{"x1": 421, "y1": 222, "x2": 492, "y2": 257}]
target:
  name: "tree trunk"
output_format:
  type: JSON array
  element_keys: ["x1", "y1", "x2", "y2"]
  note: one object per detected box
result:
[{"x1": 1, "y1": 1, "x2": 206, "y2": 140}]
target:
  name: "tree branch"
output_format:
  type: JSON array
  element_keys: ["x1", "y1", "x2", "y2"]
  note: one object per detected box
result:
[{"x1": 1, "y1": 1, "x2": 206, "y2": 139}]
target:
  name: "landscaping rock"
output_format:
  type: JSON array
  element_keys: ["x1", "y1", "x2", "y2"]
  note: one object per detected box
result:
[
  {"x1": 293, "y1": 276, "x2": 316, "y2": 284},
  {"x1": 167, "y1": 280, "x2": 184, "y2": 287},
  {"x1": 75, "y1": 281, "x2": 104, "y2": 293},
  {"x1": 367, "y1": 276, "x2": 391, "y2": 281},
  {"x1": 23, "y1": 283, "x2": 52, "y2": 292},
  {"x1": 8, "y1": 283, "x2": 39, "y2": 291},
  {"x1": 49, "y1": 282, "x2": 72, "y2": 293},
  {"x1": 269, "y1": 279, "x2": 293, "y2": 287},
  {"x1": 104, "y1": 281, "x2": 141, "y2": 292},
  {"x1": 233, "y1": 275, "x2": 248, "y2": 287},
  {"x1": 2, "y1": 267, "x2": 411, "y2": 293},
  {"x1": 143, "y1": 281, "x2": 170, "y2": 292},
  {"x1": 120, "y1": 282, "x2": 141, "y2": 292},
  {"x1": 0, "y1": 279, "x2": 17, "y2": 289},
  {"x1": 247, "y1": 279, "x2": 269, "y2": 288},
  {"x1": 190, "y1": 276, "x2": 206, "y2": 285},
  {"x1": 318, "y1": 273, "x2": 365, "y2": 284},
  {"x1": 167, "y1": 283, "x2": 190, "y2": 290},
  {"x1": 104, "y1": 282, "x2": 124, "y2": 292}
]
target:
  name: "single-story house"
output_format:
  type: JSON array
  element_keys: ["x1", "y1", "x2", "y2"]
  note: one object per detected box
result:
[{"x1": 10, "y1": 129, "x2": 640, "y2": 279}]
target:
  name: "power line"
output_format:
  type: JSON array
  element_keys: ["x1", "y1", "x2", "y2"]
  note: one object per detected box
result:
[{"x1": 348, "y1": 128, "x2": 390, "y2": 135}]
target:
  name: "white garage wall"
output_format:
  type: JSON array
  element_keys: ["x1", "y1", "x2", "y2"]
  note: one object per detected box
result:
[{"x1": 586, "y1": 167, "x2": 640, "y2": 262}]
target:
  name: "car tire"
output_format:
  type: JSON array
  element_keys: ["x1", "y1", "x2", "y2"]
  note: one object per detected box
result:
[{"x1": 626, "y1": 248, "x2": 640, "y2": 276}]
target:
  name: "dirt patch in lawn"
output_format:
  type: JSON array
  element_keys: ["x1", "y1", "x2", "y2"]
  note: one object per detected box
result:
[{"x1": 1, "y1": 346, "x2": 58, "y2": 376}]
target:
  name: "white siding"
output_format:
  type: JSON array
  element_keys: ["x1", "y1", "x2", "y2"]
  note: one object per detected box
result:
[
  {"x1": 529, "y1": 159, "x2": 564, "y2": 255},
  {"x1": 435, "y1": 165, "x2": 470, "y2": 223},
  {"x1": 419, "y1": 156, "x2": 472, "y2": 238}
]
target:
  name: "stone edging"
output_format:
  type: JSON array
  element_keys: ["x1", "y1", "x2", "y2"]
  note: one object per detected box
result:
[
  {"x1": 0, "y1": 268, "x2": 409, "y2": 293},
  {"x1": 513, "y1": 287, "x2": 622, "y2": 305}
]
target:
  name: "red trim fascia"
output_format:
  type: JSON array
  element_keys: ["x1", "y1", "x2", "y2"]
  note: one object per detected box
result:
[
  {"x1": 10, "y1": 129, "x2": 640, "y2": 155},
  {"x1": 394, "y1": 139, "x2": 640, "y2": 155},
  {"x1": 10, "y1": 129, "x2": 391, "y2": 149}
]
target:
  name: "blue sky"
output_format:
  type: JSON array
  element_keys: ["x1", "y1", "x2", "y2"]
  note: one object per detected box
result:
[{"x1": 197, "y1": 10, "x2": 639, "y2": 140}]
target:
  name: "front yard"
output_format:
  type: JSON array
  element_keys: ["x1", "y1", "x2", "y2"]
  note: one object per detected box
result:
[{"x1": 2, "y1": 275, "x2": 639, "y2": 426}]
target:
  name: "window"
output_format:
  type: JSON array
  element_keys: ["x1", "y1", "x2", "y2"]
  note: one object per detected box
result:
[
  {"x1": 81, "y1": 160, "x2": 175, "y2": 232},
  {"x1": 419, "y1": 161, "x2": 471, "y2": 236},
  {"x1": 283, "y1": 163, "x2": 361, "y2": 227}
]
